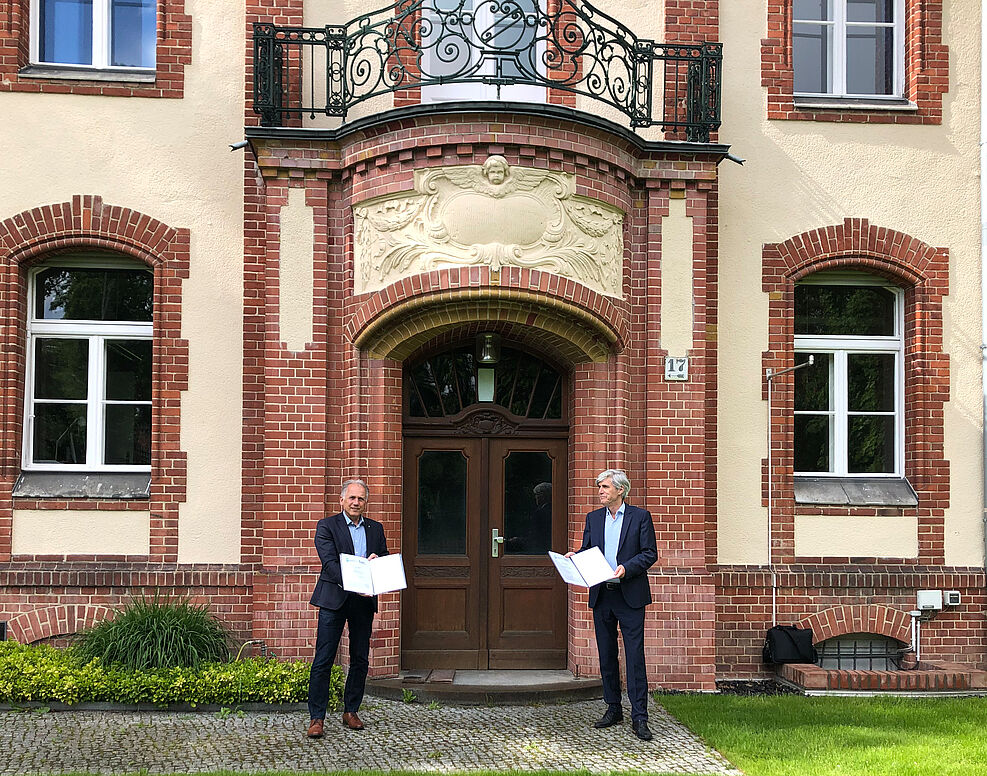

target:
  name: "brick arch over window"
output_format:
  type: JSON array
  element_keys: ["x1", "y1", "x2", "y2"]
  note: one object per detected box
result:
[
  {"x1": 762, "y1": 218, "x2": 949, "y2": 564},
  {"x1": 0, "y1": 195, "x2": 190, "y2": 563},
  {"x1": 6, "y1": 604, "x2": 114, "y2": 644},
  {"x1": 800, "y1": 604, "x2": 912, "y2": 645},
  {"x1": 348, "y1": 267, "x2": 627, "y2": 364}
]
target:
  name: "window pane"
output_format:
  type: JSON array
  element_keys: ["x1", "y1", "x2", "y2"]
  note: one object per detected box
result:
[
  {"x1": 104, "y1": 404, "x2": 150, "y2": 464},
  {"x1": 36, "y1": 267, "x2": 153, "y2": 322},
  {"x1": 35, "y1": 339, "x2": 89, "y2": 399},
  {"x1": 491, "y1": 0, "x2": 539, "y2": 79},
  {"x1": 33, "y1": 403, "x2": 87, "y2": 464},
  {"x1": 794, "y1": 0, "x2": 832, "y2": 21},
  {"x1": 410, "y1": 361, "x2": 443, "y2": 417},
  {"x1": 432, "y1": 352, "x2": 462, "y2": 415},
  {"x1": 847, "y1": 0, "x2": 894, "y2": 23},
  {"x1": 846, "y1": 26, "x2": 894, "y2": 95},
  {"x1": 106, "y1": 340, "x2": 152, "y2": 401},
  {"x1": 794, "y1": 352, "x2": 832, "y2": 412},
  {"x1": 422, "y1": 0, "x2": 480, "y2": 78},
  {"x1": 454, "y1": 350, "x2": 477, "y2": 408},
  {"x1": 848, "y1": 415, "x2": 895, "y2": 473},
  {"x1": 111, "y1": 0, "x2": 156, "y2": 68},
  {"x1": 417, "y1": 450, "x2": 467, "y2": 554},
  {"x1": 528, "y1": 369, "x2": 560, "y2": 419},
  {"x1": 795, "y1": 415, "x2": 833, "y2": 473},
  {"x1": 795, "y1": 285, "x2": 896, "y2": 336},
  {"x1": 40, "y1": 0, "x2": 93, "y2": 65},
  {"x1": 793, "y1": 23, "x2": 832, "y2": 93},
  {"x1": 510, "y1": 356, "x2": 540, "y2": 416},
  {"x1": 848, "y1": 353, "x2": 895, "y2": 412},
  {"x1": 504, "y1": 451, "x2": 553, "y2": 555}
]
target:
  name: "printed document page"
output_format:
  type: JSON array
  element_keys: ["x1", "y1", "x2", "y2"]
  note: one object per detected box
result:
[
  {"x1": 548, "y1": 546, "x2": 616, "y2": 587},
  {"x1": 340, "y1": 553, "x2": 407, "y2": 595}
]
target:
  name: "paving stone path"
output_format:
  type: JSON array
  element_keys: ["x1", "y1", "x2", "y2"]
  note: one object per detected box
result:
[{"x1": 0, "y1": 698, "x2": 740, "y2": 775}]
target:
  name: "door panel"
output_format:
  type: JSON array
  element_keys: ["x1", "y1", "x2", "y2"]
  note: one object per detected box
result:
[
  {"x1": 487, "y1": 438, "x2": 567, "y2": 668},
  {"x1": 402, "y1": 438, "x2": 483, "y2": 668}
]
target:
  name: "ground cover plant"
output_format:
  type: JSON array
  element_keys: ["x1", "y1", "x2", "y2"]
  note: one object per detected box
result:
[
  {"x1": 658, "y1": 692, "x2": 987, "y2": 776},
  {"x1": 0, "y1": 640, "x2": 329, "y2": 706}
]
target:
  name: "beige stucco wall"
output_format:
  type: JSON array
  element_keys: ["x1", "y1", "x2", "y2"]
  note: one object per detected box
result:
[
  {"x1": 280, "y1": 188, "x2": 316, "y2": 351},
  {"x1": 660, "y1": 196, "x2": 695, "y2": 356},
  {"x1": 11, "y1": 510, "x2": 150, "y2": 556},
  {"x1": 0, "y1": 0, "x2": 246, "y2": 563},
  {"x1": 716, "y1": 1, "x2": 984, "y2": 566}
]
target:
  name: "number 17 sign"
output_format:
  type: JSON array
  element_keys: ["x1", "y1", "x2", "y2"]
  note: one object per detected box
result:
[{"x1": 664, "y1": 357, "x2": 689, "y2": 381}]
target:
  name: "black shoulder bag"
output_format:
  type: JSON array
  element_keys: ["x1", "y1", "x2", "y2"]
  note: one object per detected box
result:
[{"x1": 762, "y1": 625, "x2": 818, "y2": 664}]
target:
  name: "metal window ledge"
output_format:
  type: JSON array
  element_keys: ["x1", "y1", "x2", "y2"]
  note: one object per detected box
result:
[
  {"x1": 794, "y1": 477, "x2": 918, "y2": 507},
  {"x1": 13, "y1": 472, "x2": 150, "y2": 500},
  {"x1": 18, "y1": 65, "x2": 156, "y2": 83}
]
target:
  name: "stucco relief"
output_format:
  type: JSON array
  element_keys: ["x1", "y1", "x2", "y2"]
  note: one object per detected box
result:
[{"x1": 353, "y1": 156, "x2": 624, "y2": 297}]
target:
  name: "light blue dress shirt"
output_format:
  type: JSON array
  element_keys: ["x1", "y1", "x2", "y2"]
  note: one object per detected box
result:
[
  {"x1": 347, "y1": 516, "x2": 367, "y2": 559},
  {"x1": 603, "y1": 502, "x2": 625, "y2": 571}
]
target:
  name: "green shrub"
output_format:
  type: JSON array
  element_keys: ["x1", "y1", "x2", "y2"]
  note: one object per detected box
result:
[
  {"x1": 0, "y1": 640, "x2": 337, "y2": 707},
  {"x1": 74, "y1": 596, "x2": 231, "y2": 670}
]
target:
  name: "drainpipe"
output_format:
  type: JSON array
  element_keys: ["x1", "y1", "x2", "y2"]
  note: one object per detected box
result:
[{"x1": 982, "y1": 0, "x2": 987, "y2": 576}]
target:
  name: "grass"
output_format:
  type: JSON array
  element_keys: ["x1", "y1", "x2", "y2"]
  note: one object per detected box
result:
[{"x1": 657, "y1": 693, "x2": 987, "y2": 776}]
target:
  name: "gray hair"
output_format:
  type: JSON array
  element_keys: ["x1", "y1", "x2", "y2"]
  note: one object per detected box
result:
[
  {"x1": 341, "y1": 479, "x2": 370, "y2": 500},
  {"x1": 533, "y1": 482, "x2": 552, "y2": 498},
  {"x1": 596, "y1": 469, "x2": 630, "y2": 499}
]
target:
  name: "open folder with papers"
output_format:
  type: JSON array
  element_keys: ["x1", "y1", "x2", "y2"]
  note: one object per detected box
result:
[
  {"x1": 548, "y1": 546, "x2": 616, "y2": 588},
  {"x1": 340, "y1": 553, "x2": 407, "y2": 596}
]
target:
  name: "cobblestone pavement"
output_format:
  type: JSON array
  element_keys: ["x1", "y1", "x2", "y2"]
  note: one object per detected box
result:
[{"x1": 0, "y1": 698, "x2": 740, "y2": 775}]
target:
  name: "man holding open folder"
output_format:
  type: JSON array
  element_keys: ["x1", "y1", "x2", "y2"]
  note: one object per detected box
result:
[
  {"x1": 307, "y1": 478, "x2": 389, "y2": 738},
  {"x1": 567, "y1": 469, "x2": 657, "y2": 741}
]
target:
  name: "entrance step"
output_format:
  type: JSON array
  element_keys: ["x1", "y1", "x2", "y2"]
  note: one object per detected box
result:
[
  {"x1": 779, "y1": 661, "x2": 987, "y2": 696},
  {"x1": 366, "y1": 669, "x2": 602, "y2": 705}
]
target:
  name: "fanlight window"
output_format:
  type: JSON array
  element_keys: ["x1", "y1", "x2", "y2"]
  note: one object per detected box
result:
[{"x1": 407, "y1": 345, "x2": 563, "y2": 419}]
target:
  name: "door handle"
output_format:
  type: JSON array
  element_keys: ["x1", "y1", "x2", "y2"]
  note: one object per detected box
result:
[{"x1": 491, "y1": 528, "x2": 505, "y2": 558}]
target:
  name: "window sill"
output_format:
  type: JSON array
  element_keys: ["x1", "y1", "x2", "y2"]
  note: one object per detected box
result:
[
  {"x1": 794, "y1": 477, "x2": 917, "y2": 507},
  {"x1": 18, "y1": 65, "x2": 156, "y2": 83},
  {"x1": 793, "y1": 96, "x2": 918, "y2": 112},
  {"x1": 13, "y1": 471, "x2": 151, "y2": 500}
]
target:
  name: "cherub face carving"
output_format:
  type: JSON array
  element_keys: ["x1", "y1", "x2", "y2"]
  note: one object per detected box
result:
[{"x1": 482, "y1": 155, "x2": 509, "y2": 186}]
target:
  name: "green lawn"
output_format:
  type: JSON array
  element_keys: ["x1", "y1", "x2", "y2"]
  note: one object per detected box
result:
[{"x1": 657, "y1": 693, "x2": 987, "y2": 776}]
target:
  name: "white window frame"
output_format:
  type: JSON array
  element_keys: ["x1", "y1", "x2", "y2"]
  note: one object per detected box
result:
[
  {"x1": 421, "y1": 0, "x2": 546, "y2": 104},
  {"x1": 793, "y1": 0, "x2": 905, "y2": 99},
  {"x1": 794, "y1": 275, "x2": 905, "y2": 477},
  {"x1": 29, "y1": 0, "x2": 157, "y2": 71},
  {"x1": 23, "y1": 259, "x2": 153, "y2": 472}
]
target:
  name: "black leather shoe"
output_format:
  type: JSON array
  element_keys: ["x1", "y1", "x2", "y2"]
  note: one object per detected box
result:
[
  {"x1": 632, "y1": 719, "x2": 653, "y2": 741},
  {"x1": 593, "y1": 707, "x2": 624, "y2": 728}
]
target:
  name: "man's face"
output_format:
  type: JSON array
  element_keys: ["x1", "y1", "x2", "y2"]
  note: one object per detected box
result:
[
  {"x1": 341, "y1": 484, "x2": 368, "y2": 521},
  {"x1": 598, "y1": 477, "x2": 623, "y2": 509}
]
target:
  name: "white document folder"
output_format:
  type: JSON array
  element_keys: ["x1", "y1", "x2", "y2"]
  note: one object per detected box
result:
[
  {"x1": 548, "y1": 546, "x2": 616, "y2": 588},
  {"x1": 340, "y1": 553, "x2": 407, "y2": 595}
]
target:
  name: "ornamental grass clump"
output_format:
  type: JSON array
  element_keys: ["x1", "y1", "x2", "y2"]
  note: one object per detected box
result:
[{"x1": 74, "y1": 596, "x2": 231, "y2": 671}]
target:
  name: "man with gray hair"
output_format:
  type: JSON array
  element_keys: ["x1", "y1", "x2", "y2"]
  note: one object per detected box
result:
[
  {"x1": 306, "y1": 479, "x2": 389, "y2": 739},
  {"x1": 567, "y1": 469, "x2": 657, "y2": 740}
]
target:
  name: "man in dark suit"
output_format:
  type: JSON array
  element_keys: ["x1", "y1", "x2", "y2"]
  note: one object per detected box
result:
[
  {"x1": 307, "y1": 478, "x2": 389, "y2": 738},
  {"x1": 568, "y1": 469, "x2": 657, "y2": 741}
]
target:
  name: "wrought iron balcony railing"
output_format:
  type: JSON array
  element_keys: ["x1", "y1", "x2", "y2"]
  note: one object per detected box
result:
[{"x1": 252, "y1": 0, "x2": 722, "y2": 142}]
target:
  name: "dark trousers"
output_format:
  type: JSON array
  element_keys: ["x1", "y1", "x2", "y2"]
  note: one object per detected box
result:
[
  {"x1": 593, "y1": 585, "x2": 649, "y2": 721},
  {"x1": 307, "y1": 594, "x2": 375, "y2": 720}
]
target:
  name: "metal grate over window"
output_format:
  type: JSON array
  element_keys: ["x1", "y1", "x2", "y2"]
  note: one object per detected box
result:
[
  {"x1": 407, "y1": 345, "x2": 563, "y2": 419},
  {"x1": 817, "y1": 633, "x2": 909, "y2": 671}
]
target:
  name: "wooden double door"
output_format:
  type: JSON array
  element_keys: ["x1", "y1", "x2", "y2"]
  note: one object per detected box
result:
[{"x1": 401, "y1": 436, "x2": 567, "y2": 669}]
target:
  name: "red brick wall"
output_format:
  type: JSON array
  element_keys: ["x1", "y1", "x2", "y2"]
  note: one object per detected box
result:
[
  {"x1": 762, "y1": 0, "x2": 947, "y2": 124},
  {"x1": 0, "y1": 0, "x2": 191, "y2": 98}
]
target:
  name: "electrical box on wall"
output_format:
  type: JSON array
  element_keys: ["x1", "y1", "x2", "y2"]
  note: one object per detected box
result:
[
  {"x1": 944, "y1": 590, "x2": 962, "y2": 607},
  {"x1": 917, "y1": 590, "x2": 943, "y2": 610}
]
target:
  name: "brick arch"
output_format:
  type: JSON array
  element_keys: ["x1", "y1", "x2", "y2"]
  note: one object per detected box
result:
[
  {"x1": 348, "y1": 267, "x2": 627, "y2": 364},
  {"x1": 0, "y1": 195, "x2": 190, "y2": 563},
  {"x1": 6, "y1": 604, "x2": 114, "y2": 644},
  {"x1": 767, "y1": 218, "x2": 942, "y2": 286},
  {"x1": 799, "y1": 605, "x2": 912, "y2": 645}
]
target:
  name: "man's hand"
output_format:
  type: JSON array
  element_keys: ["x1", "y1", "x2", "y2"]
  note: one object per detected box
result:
[
  {"x1": 614, "y1": 564, "x2": 626, "y2": 579},
  {"x1": 368, "y1": 553, "x2": 378, "y2": 560},
  {"x1": 564, "y1": 551, "x2": 575, "y2": 558}
]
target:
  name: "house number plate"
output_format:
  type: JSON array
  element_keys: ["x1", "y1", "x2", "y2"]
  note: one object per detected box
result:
[{"x1": 665, "y1": 357, "x2": 689, "y2": 381}]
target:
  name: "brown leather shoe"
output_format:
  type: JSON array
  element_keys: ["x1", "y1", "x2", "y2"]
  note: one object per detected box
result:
[
  {"x1": 306, "y1": 719, "x2": 324, "y2": 738},
  {"x1": 342, "y1": 711, "x2": 365, "y2": 730}
]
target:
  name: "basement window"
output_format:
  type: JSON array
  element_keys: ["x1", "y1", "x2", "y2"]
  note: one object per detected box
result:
[{"x1": 817, "y1": 633, "x2": 908, "y2": 670}]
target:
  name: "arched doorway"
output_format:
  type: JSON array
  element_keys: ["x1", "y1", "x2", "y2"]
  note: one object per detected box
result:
[{"x1": 401, "y1": 340, "x2": 568, "y2": 669}]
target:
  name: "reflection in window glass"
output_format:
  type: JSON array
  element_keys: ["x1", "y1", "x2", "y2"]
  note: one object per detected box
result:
[
  {"x1": 111, "y1": 0, "x2": 156, "y2": 68},
  {"x1": 35, "y1": 339, "x2": 89, "y2": 400},
  {"x1": 795, "y1": 285, "x2": 895, "y2": 336},
  {"x1": 36, "y1": 267, "x2": 153, "y2": 322},
  {"x1": 504, "y1": 451, "x2": 553, "y2": 555},
  {"x1": 417, "y1": 450, "x2": 467, "y2": 554},
  {"x1": 40, "y1": 0, "x2": 94, "y2": 65},
  {"x1": 33, "y1": 404, "x2": 88, "y2": 464},
  {"x1": 104, "y1": 405, "x2": 151, "y2": 464}
]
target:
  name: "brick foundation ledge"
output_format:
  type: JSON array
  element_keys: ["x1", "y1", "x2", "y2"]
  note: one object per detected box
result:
[{"x1": 779, "y1": 662, "x2": 987, "y2": 693}]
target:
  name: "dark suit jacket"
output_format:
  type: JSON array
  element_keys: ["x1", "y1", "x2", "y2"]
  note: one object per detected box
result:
[
  {"x1": 579, "y1": 503, "x2": 657, "y2": 609},
  {"x1": 310, "y1": 512, "x2": 389, "y2": 612}
]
